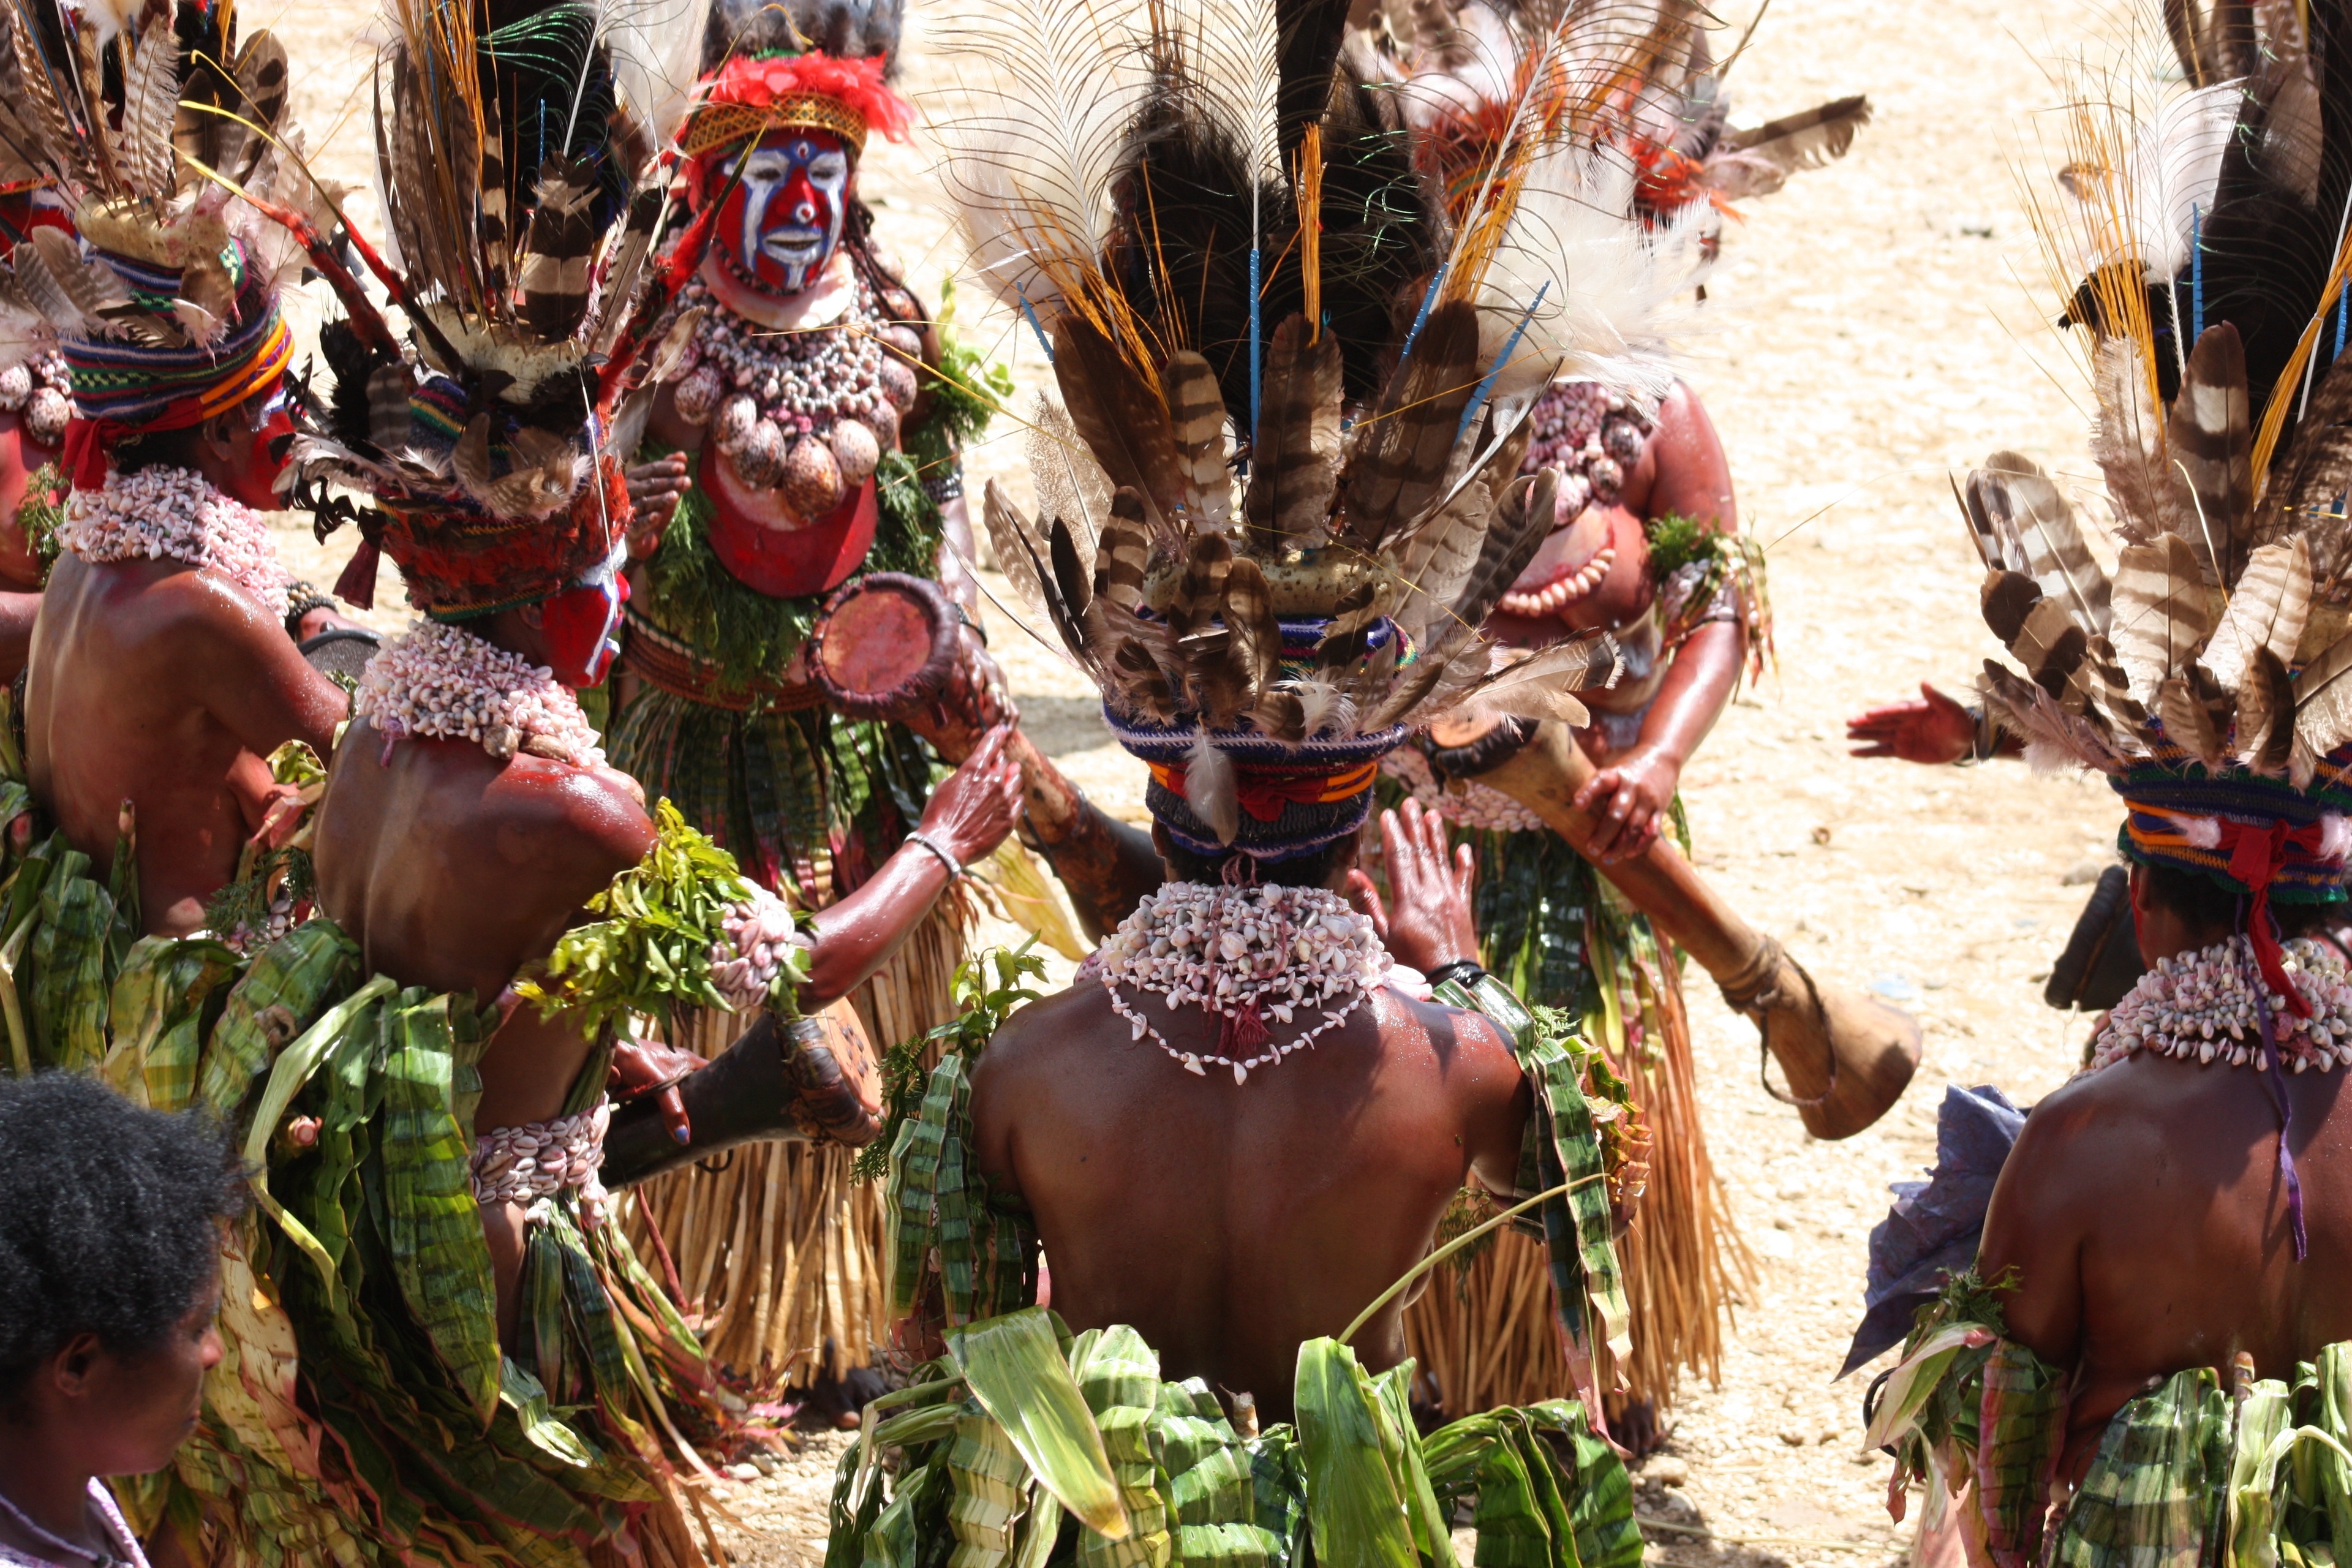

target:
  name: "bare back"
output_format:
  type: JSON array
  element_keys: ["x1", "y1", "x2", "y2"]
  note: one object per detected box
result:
[
  {"x1": 1981, "y1": 1055, "x2": 2352, "y2": 1479},
  {"x1": 970, "y1": 982, "x2": 1529, "y2": 1415},
  {"x1": 312, "y1": 718, "x2": 655, "y2": 1130},
  {"x1": 28, "y1": 554, "x2": 343, "y2": 935}
]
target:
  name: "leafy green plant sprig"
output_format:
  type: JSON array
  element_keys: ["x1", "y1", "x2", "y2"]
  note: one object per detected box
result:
[
  {"x1": 853, "y1": 940, "x2": 1047, "y2": 1183},
  {"x1": 519, "y1": 801, "x2": 810, "y2": 1039}
]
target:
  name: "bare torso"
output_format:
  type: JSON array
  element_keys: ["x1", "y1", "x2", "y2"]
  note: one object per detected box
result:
[
  {"x1": 27, "y1": 554, "x2": 343, "y2": 935},
  {"x1": 1980, "y1": 1054, "x2": 2352, "y2": 1480},
  {"x1": 312, "y1": 720, "x2": 658, "y2": 1336},
  {"x1": 1488, "y1": 382, "x2": 1741, "y2": 771},
  {"x1": 312, "y1": 718, "x2": 655, "y2": 1131},
  {"x1": 970, "y1": 982, "x2": 1529, "y2": 1415}
]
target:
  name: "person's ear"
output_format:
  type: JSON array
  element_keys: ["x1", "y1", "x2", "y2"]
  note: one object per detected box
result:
[
  {"x1": 49, "y1": 1330, "x2": 102, "y2": 1396},
  {"x1": 517, "y1": 601, "x2": 545, "y2": 630}
]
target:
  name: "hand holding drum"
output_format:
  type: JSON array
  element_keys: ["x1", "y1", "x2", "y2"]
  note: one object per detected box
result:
[{"x1": 809, "y1": 573, "x2": 1163, "y2": 935}]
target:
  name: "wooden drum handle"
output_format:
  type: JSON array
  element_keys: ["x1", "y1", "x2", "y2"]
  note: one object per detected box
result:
[{"x1": 1473, "y1": 721, "x2": 1770, "y2": 984}]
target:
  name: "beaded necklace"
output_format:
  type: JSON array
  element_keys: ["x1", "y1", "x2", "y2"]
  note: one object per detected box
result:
[
  {"x1": 666, "y1": 272, "x2": 922, "y2": 507},
  {"x1": 1521, "y1": 379, "x2": 1653, "y2": 526},
  {"x1": 56, "y1": 465, "x2": 293, "y2": 620},
  {"x1": 354, "y1": 620, "x2": 606, "y2": 768},
  {"x1": 1381, "y1": 744, "x2": 1545, "y2": 835},
  {"x1": 2087, "y1": 934, "x2": 2352, "y2": 1074},
  {"x1": 1092, "y1": 883, "x2": 1391, "y2": 1084}
]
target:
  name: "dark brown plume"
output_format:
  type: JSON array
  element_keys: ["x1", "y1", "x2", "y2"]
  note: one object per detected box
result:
[
  {"x1": 518, "y1": 154, "x2": 598, "y2": 340},
  {"x1": 1340, "y1": 299, "x2": 1482, "y2": 547},
  {"x1": 1246, "y1": 314, "x2": 1343, "y2": 548},
  {"x1": 1053, "y1": 312, "x2": 1189, "y2": 526}
]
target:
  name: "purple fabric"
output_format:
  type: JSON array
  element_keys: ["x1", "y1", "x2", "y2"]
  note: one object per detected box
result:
[{"x1": 1839, "y1": 1082, "x2": 2026, "y2": 1378}]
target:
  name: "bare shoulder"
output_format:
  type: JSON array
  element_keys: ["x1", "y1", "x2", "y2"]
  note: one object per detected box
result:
[
  {"x1": 976, "y1": 982, "x2": 1106, "y2": 1084},
  {"x1": 1983, "y1": 1065, "x2": 2157, "y2": 1264},
  {"x1": 1398, "y1": 990, "x2": 1523, "y2": 1070},
  {"x1": 480, "y1": 754, "x2": 655, "y2": 872}
]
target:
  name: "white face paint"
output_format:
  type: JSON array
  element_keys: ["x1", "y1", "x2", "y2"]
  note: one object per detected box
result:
[{"x1": 723, "y1": 132, "x2": 851, "y2": 295}]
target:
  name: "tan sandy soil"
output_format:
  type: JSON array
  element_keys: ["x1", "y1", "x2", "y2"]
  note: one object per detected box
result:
[{"x1": 235, "y1": 0, "x2": 2130, "y2": 1558}]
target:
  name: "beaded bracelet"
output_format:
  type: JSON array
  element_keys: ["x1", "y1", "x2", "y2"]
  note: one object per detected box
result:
[{"x1": 907, "y1": 829, "x2": 963, "y2": 878}]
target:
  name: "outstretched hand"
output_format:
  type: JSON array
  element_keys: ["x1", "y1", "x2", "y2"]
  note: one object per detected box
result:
[
  {"x1": 625, "y1": 454, "x2": 692, "y2": 561},
  {"x1": 1846, "y1": 681, "x2": 1974, "y2": 765},
  {"x1": 915, "y1": 725, "x2": 1024, "y2": 868},
  {"x1": 1572, "y1": 746, "x2": 1677, "y2": 863},
  {"x1": 1348, "y1": 799, "x2": 1480, "y2": 974}
]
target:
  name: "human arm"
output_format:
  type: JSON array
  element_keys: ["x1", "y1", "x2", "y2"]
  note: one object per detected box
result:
[
  {"x1": 0, "y1": 589, "x2": 36, "y2": 683},
  {"x1": 800, "y1": 726, "x2": 1023, "y2": 1001},
  {"x1": 1572, "y1": 385, "x2": 1740, "y2": 862},
  {"x1": 183, "y1": 573, "x2": 350, "y2": 760},
  {"x1": 1973, "y1": 1095, "x2": 2087, "y2": 1375},
  {"x1": 1847, "y1": 682, "x2": 2017, "y2": 764},
  {"x1": 1574, "y1": 621, "x2": 1741, "y2": 861}
]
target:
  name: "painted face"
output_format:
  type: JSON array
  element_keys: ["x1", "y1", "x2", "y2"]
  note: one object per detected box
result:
[
  {"x1": 712, "y1": 129, "x2": 851, "y2": 296},
  {"x1": 216, "y1": 385, "x2": 296, "y2": 510},
  {"x1": 537, "y1": 541, "x2": 631, "y2": 689}
]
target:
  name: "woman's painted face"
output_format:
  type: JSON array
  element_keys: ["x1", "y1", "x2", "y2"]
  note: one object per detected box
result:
[
  {"x1": 714, "y1": 129, "x2": 851, "y2": 296},
  {"x1": 538, "y1": 546, "x2": 630, "y2": 689}
]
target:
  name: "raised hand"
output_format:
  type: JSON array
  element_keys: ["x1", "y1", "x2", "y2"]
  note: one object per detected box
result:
[
  {"x1": 624, "y1": 454, "x2": 693, "y2": 561},
  {"x1": 914, "y1": 725, "x2": 1023, "y2": 867},
  {"x1": 1846, "y1": 681, "x2": 1975, "y2": 765},
  {"x1": 1349, "y1": 799, "x2": 1480, "y2": 974}
]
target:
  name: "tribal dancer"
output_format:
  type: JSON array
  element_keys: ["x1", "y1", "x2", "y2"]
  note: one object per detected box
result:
[
  {"x1": 1370, "y1": 0, "x2": 1865, "y2": 1432},
  {"x1": 601, "y1": 0, "x2": 1049, "y2": 1391},
  {"x1": 1862, "y1": 1, "x2": 2352, "y2": 1551},
  {"x1": 0, "y1": 1, "x2": 350, "y2": 939},
  {"x1": 0, "y1": 0, "x2": 1008, "y2": 1558},
  {"x1": 837, "y1": 0, "x2": 1675, "y2": 1546}
]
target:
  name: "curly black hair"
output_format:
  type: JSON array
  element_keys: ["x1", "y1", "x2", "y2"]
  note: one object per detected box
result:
[{"x1": 0, "y1": 1074, "x2": 246, "y2": 1407}]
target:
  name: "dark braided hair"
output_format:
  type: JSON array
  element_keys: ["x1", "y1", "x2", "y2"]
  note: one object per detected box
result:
[{"x1": 0, "y1": 1074, "x2": 245, "y2": 1408}]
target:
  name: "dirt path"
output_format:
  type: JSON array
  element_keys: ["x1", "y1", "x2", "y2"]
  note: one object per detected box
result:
[{"x1": 239, "y1": 0, "x2": 2122, "y2": 1558}]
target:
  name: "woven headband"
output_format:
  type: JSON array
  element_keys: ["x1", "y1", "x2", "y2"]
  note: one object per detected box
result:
[{"x1": 684, "y1": 94, "x2": 868, "y2": 159}]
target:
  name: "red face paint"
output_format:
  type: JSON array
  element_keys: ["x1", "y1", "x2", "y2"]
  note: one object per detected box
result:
[
  {"x1": 711, "y1": 129, "x2": 850, "y2": 296},
  {"x1": 537, "y1": 568, "x2": 630, "y2": 688},
  {"x1": 219, "y1": 394, "x2": 295, "y2": 510}
]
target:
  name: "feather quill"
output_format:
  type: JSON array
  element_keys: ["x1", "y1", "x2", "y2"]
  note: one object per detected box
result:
[{"x1": 1185, "y1": 726, "x2": 1241, "y2": 844}]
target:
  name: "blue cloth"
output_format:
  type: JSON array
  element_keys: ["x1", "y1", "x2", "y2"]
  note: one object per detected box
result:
[{"x1": 1838, "y1": 1083, "x2": 2026, "y2": 1378}]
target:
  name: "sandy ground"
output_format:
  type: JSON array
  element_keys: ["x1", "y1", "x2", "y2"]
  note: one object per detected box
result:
[{"x1": 236, "y1": 0, "x2": 2136, "y2": 1559}]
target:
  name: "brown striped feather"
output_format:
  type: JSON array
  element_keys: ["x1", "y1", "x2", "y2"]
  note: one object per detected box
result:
[
  {"x1": 1051, "y1": 312, "x2": 1187, "y2": 527},
  {"x1": 1340, "y1": 299, "x2": 1480, "y2": 548},
  {"x1": 2164, "y1": 323, "x2": 2252, "y2": 579},
  {"x1": 1159, "y1": 350, "x2": 1232, "y2": 526},
  {"x1": 1246, "y1": 314, "x2": 1343, "y2": 547}
]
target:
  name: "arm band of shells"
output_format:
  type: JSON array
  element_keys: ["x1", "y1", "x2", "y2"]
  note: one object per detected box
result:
[{"x1": 709, "y1": 884, "x2": 812, "y2": 1013}]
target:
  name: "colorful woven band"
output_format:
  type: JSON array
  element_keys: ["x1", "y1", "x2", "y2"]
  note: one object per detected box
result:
[
  {"x1": 60, "y1": 257, "x2": 290, "y2": 487},
  {"x1": 1145, "y1": 759, "x2": 1381, "y2": 820},
  {"x1": 684, "y1": 94, "x2": 868, "y2": 159}
]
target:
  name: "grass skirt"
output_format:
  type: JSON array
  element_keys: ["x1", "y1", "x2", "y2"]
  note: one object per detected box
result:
[{"x1": 1404, "y1": 824, "x2": 1753, "y2": 1420}]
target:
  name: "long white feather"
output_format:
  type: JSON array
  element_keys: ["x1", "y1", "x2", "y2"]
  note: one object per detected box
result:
[
  {"x1": 1172, "y1": 0, "x2": 1280, "y2": 217},
  {"x1": 1478, "y1": 141, "x2": 1708, "y2": 404},
  {"x1": 1185, "y1": 725, "x2": 1240, "y2": 845},
  {"x1": 600, "y1": 0, "x2": 714, "y2": 151},
  {"x1": 929, "y1": 0, "x2": 1147, "y2": 318}
]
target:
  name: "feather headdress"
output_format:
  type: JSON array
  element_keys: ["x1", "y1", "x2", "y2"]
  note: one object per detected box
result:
[
  {"x1": 938, "y1": 0, "x2": 1649, "y2": 859},
  {"x1": 0, "y1": 0, "x2": 334, "y2": 482},
  {"x1": 282, "y1": 0, "x2": 707, "y2": 618},
  {"x1": 1967, "y1": 0, "x2": 2352, "y2": 1022},
  {"x1": 1373, "y1": 0, "x2": 1869, "y2": 262}
]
